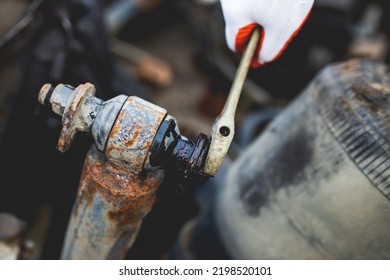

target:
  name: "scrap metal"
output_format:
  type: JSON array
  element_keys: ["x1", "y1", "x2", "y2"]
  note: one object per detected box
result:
[{"x1": 38, "y1": 82, "x2": 211, "y2": 259}]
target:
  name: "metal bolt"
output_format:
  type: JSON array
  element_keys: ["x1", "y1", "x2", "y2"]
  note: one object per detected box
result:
[
  {"x1": 38, "y1": 84, "x2": 53, "y2": 106},
  {"x1": 38, "y1": 83, "x2": 101, "y2": 152}
]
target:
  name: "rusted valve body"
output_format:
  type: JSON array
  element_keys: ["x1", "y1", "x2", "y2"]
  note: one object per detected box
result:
[{"x1": 39, "y1": 83, "x2": 210, "y2": 259}]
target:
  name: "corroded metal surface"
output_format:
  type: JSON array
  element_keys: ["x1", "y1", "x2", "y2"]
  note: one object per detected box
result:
[
  {"x1": 105, "y1": 96, "x2": 167, "y2": 172},
  {"x1": 39, "y1": 83, "x2": 102, "y2": 152},
  {"x1": 61, "y1": 146, "x2": 164, "y2": 259},
  {"x1": 38, "y1": 82, "x2": 213, "y2": 259},
  {"x1": 39, "y1": 83, "x2": 168, "y2": 259},
  {"x1": 91, "y1": 95, "x2": 128, "y2": 151}
]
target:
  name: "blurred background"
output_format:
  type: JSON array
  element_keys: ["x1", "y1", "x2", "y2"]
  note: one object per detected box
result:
[{"x1": 0, "y1": 0, "x2": 389, "y2": 259}]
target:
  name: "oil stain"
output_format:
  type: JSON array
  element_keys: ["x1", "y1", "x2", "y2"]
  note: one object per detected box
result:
[{"x1": 266, "y1": 129, "x2": 314, "y2": 191}]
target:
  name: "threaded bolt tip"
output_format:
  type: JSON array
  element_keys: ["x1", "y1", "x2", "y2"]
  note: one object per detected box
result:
[{"x1": 38, "y1": 83, "x2": 53, "y2": 105}]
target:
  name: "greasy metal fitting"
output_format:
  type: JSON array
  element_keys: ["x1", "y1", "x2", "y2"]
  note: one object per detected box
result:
[{"x1": 149, "y1": 118, "x2": 211, "y2": 183}]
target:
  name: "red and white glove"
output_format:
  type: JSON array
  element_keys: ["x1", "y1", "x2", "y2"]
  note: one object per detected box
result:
[{"x1": 220, "y1": 0, "x2": 315, "y2": 67}]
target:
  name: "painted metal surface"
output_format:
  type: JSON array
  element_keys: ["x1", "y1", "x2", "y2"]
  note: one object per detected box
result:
[{"x1": 204, "y1": 29, "x2": 260, "y2": 176}]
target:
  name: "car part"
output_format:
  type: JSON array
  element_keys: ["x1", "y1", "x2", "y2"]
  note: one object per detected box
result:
[
  {"x1": 172, "y1": 59, "x2": 390, "y2": 259},
  {"x1": 38, "y1": 82, "x2": 211, "y2": 259}
]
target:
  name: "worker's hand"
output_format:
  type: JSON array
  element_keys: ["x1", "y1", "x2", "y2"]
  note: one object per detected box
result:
[{"x1": 220, "y1": 0, "x2": 314, "y2": 67}]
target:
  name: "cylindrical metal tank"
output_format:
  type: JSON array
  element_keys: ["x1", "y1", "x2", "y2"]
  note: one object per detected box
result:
[
  {"x1": 217, "y1": 59, "x2": 390, "y2": 259},
  {"x1": 173, "y1": 59, "x2": 390, "y2": 259}
]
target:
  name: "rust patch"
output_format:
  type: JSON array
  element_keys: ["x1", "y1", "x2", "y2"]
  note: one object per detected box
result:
[
  {"x1": 109, "y1": 110, "x2": 126, "y2": 141},
  {"x1": 83, "y1": 147, "x2": 163, "y2": 227},
  {"x1": 71, "y1": 162, "x2": 98, "y2": 218},
  {"x1": 125, "y1": 124, "x2": 141, "y2": 148},
  {"x1": 106, "y1": 193, "x2": 156, "y2": 226},
  {"x1": 105, "y1": 110, "x2": 126, "y2": 158},
  {"x1": 105, "y1": 96, "x2": 167, "y2": 172}
]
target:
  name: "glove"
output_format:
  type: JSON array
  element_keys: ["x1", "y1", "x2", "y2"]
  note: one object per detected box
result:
[{"x1": 220, "y1": 0, "x2": 314, "y2": 67}]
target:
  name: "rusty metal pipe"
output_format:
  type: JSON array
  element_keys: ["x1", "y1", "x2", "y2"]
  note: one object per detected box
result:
[
  {"x1": 61, "y1": 146, "x2": 164, "y2": 259},
  {"x1": 38, "y1": 83, "x2": 210, "y2": 259},
  {"x1": 39, "y1": 83, "x2": 167, "y2": 259}
]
